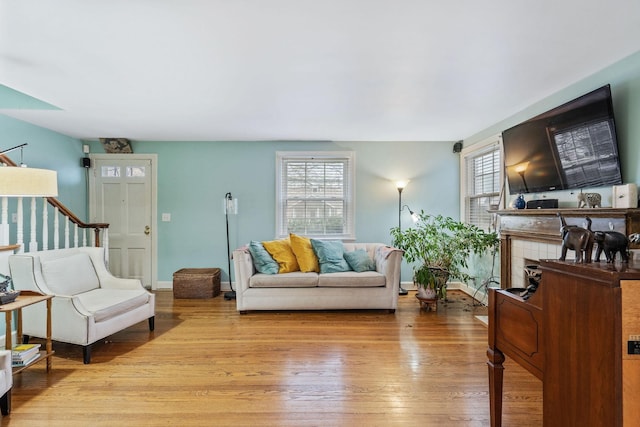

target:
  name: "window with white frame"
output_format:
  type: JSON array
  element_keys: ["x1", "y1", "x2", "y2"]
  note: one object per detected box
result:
[
  {"x1": 276, "y1": 151, "x2": 355, "y2": 240},
  {"x1": 461, "y1": 137, "x2": 502, "y2": 231}
]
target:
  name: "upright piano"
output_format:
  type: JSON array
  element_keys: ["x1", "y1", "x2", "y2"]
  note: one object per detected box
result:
[{"x1": 487, "y1": 259, "x2": 640, "y2": 427}]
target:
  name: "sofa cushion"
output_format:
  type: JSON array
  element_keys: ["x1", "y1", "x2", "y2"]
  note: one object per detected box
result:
[
  {"x1": 318, "y1": 271, "x2": 386, "y2": 287},
  {"x1": 289, "y1": 233, "x2": 320, "y2": 273},
  {"x1": 41, "y1": 252, "x2": 100, "y2": 295},
  {"x1": 250, "y1": 272, "x2": 319, "y2": 288},
  {"x1": 248, "y1": 241, "x2": 279, "y2": 274},
  {"x1": 262, "y1": 239, "x2": 300, "y2": 273},
  {"x1": 344, "y1": 249, "x2": 376, "y2": 272},
  {"x1": 75, "y1": 289, "x2": 151, "y2": 322},
  {"x1": 310, "y1": 239, "x2": 352, "y2": 273}
]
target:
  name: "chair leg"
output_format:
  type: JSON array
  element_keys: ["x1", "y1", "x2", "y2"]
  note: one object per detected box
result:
[
  {"x1": 148, "y1": 316, "x2": 155, "y2": 331},
  {"x1": 1, "y1": 389, "x2": 11, "y2": 416},
  {"x1": 83, "y1": 345, "x2": 91, "y2": 364}
]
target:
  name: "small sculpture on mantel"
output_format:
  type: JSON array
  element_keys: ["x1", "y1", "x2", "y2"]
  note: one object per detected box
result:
[
  {"x1": 577, "y1": 190, "x2": 602, "y2": 208},
  {"x1": 558, "y1": 214, "x2": 594, "y2": 263},
  {"x1": 593, "y1": 231, "x2": 630, "y2": 263}
]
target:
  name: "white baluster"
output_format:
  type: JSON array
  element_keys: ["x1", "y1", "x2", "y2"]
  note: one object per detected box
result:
[
  {"x1": 16, "y1": 197, "x2": 24, "y2": 253},
  {"x1": 29, "y1": 197, "x2": 38, "y2": 252},
  {"x1": 0, "y1": 197, "x2": 8, "y2": 246},
  {"x1": 42, "y1": 198, "x2": 49, "y2": 250},
  {"x1": 53, "y1": 206, "x2": 60, "y2": 249},
  {"x1": 82, "y1": 228, "x2": 87, "y2": 247},
  {"x1": 64, "y1": 217, "x2": 70, "y2": 248},
  {"x1": 74, "y1": 223, "x2": 79, "y2": 248}
]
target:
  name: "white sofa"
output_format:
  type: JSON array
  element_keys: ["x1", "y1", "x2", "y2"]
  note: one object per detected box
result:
[
  {"x1": 8, "y1": 247, "x2": 155, "y2": 364},
  {"x1": 233, "y1": 243, "x2": 403, "y2": 313},
  {"x1": 0, "y1": 350, "x2": 11, "y2": 416}
]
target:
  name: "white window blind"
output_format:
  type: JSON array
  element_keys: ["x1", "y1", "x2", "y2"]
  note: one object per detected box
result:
[
  {"x1": 465, "y1": 145, "x2": 501, "y2": 231},
  {"x1": 276, "y1": 152, "x2": 355, "y2": 240}
]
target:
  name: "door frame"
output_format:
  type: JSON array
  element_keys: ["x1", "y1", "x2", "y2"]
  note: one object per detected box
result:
[{"x1": 88, "y1": 153, "x2": 159, "y2": 290}]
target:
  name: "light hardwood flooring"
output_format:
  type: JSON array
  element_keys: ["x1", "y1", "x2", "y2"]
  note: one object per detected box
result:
[{"x1": 6, "y1": 290, "x2": 542, "y2": 426}]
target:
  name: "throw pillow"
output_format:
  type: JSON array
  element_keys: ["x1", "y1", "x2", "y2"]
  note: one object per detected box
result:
[
  {"x1": 310, "y1": 239, "x2": 352, "y2": 273},
  {"x1": 344, "y1": 249, "x2": 376, "y2": 272},
  {"x1": 262, "y1": 238, "x2": 300, "y2": 273},
  {"x1": 289, "y1": 233, "x2": 320, "y2": 273},
  {"x1": 248, "y1": 241, "x2": 279, "y2": 275}
]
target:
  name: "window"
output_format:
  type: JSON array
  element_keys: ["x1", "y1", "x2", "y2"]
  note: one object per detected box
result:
[
  {"x1": 461, "y1": 136, "x2": 502, "y2": 231},
  {"x1": 276, "y1": 151, "x2": 355, "y2": 240}
]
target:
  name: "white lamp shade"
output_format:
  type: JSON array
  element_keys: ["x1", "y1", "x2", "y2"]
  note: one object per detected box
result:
[{"x1": 0, "y1": 167, "x2": 58, "y2": 197}]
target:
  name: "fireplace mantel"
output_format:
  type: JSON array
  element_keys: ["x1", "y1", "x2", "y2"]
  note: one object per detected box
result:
[{"x1": 494, "y1": 208, "x2": 640, "y2": 288}]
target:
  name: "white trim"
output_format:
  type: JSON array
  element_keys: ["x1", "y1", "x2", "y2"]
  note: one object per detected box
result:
[
  {"x1": 275, "y1": 151, "x2": 356, "y2": 240},
  {"x1": 459, "y1": 133, "x2": 503, "y2": 221}
]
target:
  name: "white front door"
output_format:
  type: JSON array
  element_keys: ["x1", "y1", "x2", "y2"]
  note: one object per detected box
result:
[{"x1": 89, "y1": 154, "x2": 157, "y2": 289}]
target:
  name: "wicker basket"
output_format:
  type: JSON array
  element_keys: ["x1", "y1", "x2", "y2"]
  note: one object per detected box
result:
[{"x1": 173, "y1": 268, "x2": 221, "y2": 299}]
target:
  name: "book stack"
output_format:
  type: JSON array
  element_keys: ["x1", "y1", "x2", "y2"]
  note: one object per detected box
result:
[{"x1": 12, "y1": 343, "x2": 41, "y2": 367}]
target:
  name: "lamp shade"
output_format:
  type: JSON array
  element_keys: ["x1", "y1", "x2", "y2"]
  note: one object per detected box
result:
[{"x1": 0, "y1": 167, "x2": 58, "y2": 197}]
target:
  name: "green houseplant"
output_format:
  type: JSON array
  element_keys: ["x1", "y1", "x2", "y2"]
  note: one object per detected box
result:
[{"x1": 390, "y1": 211, "x2": 499, "y2": 300}]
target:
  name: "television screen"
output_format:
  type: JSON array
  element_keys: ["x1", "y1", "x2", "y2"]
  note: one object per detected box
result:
[{"x1": 502, "y1": 85, "x2": 622, "y2": 195}]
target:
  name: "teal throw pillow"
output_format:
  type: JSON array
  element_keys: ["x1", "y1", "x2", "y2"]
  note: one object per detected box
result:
[
  {"x1": 344, "y1": 249, "x2": 376, "y2": 272},
  {"x1": 248, "y1": 241, "x2": 279, "y2": 274},
  {"x1": 310, "y1": 239, "x2": 352, "y2": 273}
]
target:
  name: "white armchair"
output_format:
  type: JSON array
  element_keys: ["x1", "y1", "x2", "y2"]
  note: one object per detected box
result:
[
  {"x1": 0, "y1": 350, "x2": 11, "y2": 415},
  {"x1": 8, "y1": 247, "x2": 155, "y2": 364}
]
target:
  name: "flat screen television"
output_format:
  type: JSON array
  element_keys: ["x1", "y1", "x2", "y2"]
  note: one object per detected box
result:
[{"x1": 502, "y1": 84, "x2": 622, "y2": 195}]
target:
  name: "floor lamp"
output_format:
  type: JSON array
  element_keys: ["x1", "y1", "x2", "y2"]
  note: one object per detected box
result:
[
  {"x1": 223, "y1": 192, "x2": 238, "y2": 301},
  {"x1": 396, "y1": 181, "x2": 409, "y2": 296}
]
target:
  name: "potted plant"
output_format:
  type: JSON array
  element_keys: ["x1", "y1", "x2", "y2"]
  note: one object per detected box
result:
[{"x1": 390, "y1": 211, "x2": 499, "y2": 300}]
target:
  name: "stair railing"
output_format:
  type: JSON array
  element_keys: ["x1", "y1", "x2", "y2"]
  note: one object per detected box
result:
[{"x1": 0, "y1": 154, "x2": 109, "y2": 254}]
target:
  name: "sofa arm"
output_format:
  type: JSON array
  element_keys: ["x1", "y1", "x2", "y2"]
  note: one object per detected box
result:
[
  {"x1": 232, "y1": 249, "x2": 255, "y2": 292},
  {"x1": 374, "y1": 246, "x2": 403, "y2": 289}
]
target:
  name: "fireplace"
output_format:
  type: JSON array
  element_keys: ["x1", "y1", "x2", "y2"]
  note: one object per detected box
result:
[{"x1": 495, "y1": 208, "x2": 640, "y2": 289}]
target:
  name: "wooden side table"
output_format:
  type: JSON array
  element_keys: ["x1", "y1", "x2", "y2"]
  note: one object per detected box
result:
[{"x1": 1, "y1": 290, "x2": 54, "y2": 373}]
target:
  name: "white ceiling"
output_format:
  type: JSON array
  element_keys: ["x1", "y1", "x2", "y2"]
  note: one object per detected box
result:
[{"x1": 1, "y1": 0, "x2": 639, "y2": 142}]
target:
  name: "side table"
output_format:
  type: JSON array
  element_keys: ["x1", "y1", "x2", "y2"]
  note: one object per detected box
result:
[{"x1": 1, "y1": 291, "x2": 54, "y2": 373}]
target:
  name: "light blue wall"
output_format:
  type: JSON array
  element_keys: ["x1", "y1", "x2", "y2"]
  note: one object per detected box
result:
[
  {"x1": 105, "y1": 140, "x2": 461, "y2": 284},
  {"x1": 465, "y1": 51, "x2": 640, "y2": 205},
  {"x1": 0, "y1": 115, "x2": 87, "y2": 212}
]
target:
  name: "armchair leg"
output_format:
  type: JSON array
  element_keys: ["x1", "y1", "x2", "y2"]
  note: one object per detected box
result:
[
  {"x1": 1, "y1": 389, "x2": 11, "y2": 416},
  {"x1": 148, "y1": 316, "x2": 155, "y2": 331},
  {"x1": 83, "y1": 345, "x2": 91, "y2": 364}
]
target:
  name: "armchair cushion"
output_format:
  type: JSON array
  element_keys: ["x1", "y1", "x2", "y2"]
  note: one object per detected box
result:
[
  {"x1": 76, "y1": 289, "x2": 153, "y2": 323},
  {"x1": 41, "y1": 252, "x2": 99, "y2": 295}
]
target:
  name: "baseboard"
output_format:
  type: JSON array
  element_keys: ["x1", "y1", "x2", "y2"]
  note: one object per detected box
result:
[
  {"x1": 156, "y1": 280, "x2": 235, "y2": 292},
  {"x1": 447, "y1": 281, "x2": 488, "y2": 306}
]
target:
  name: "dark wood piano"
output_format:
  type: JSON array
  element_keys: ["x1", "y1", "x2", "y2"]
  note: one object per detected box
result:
[{"x1": 488, "y1": 259, "x2": 640, "y2": 427}]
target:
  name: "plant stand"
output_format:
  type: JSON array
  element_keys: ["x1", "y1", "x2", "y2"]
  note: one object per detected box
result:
[{"x1": 416, "y1": 294, "x2": 437, "y2": 311}]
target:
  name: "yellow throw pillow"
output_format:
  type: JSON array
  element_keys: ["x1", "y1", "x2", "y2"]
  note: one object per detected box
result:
[
  {"x1": 289, "y1": 233, "x2": 320, "y2": 273},
  {"x1": 262, "y1": 238, "x2": 299, "y2": 273}
]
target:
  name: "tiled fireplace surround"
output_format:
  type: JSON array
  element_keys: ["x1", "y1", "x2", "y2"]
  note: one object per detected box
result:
[{"x1": 496, "y1": 208, "x2": 640, "y2": 289}]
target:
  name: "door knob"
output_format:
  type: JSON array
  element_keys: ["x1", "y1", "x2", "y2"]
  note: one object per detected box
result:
[{"x1": 144, "y1": 225, "x2": 150, "y2": 235}]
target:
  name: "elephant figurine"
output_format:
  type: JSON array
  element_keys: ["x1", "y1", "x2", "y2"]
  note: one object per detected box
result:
[
  {"x1": 558, "y1": 214, "x2": 594, "y2": 263},
  {"x1": 593, "y1": 231, "x2": 629, "y2": 263},
  {"x1": 577, "y1": 191, "x2": 602, "y2": 208}
]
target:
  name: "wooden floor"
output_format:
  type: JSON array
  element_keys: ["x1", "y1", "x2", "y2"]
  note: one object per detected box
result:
[{"x1": 5, "y1": 290, "x2": 542, "y2": 426}]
